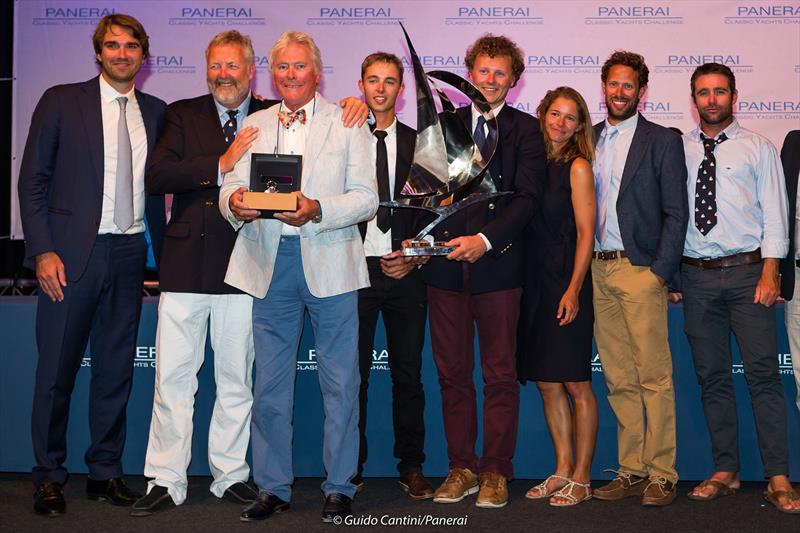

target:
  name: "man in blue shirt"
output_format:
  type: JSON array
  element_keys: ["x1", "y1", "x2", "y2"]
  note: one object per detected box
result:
[{"x1": 679, "y1": 63, "x2": 799, "y2": 514}]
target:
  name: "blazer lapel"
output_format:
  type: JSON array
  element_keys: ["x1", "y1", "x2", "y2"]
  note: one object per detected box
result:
[
  {"x1": 79, "y1": 77, "x2": 104, "y2": 193},
  {"x1": 394, "y1": 123, "x2": 415, "y2": 197},
  {"x1": 197, "y1": 95, "x2": 228, "y2": 155},
  {"x1": 303, "y1": 104, "x2": 335, "y2": 188},
  {"x1": 618, "y1": 117, "x2": 651, "y2": 196},
  {"x1": 136, "y1": 88, "x2": 159, "y2": 158}
]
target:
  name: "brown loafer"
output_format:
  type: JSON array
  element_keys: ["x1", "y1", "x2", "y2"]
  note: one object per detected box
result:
[
  {"x1": 593, "y1": 470, "x2": 647, "y2": 501},
  {"x1": 398, "y1": 469, "x2": 434, "y2": 500},
  {"x1": 641, "y1": 478, "x2": 676, "y2": 507}
]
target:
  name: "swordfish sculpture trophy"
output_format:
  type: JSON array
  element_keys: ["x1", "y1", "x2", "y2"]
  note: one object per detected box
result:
[{"x1": 383, "y1": 24, "x2": 511, "y2": 256}]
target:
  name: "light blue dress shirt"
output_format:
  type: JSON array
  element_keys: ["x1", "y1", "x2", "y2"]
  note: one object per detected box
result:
[
  {"x1": 682, "y1": 118, "x2": 789, "y2": 259},
  {"x1": 594, "y1": 113, "x2": 638, "y2": 251},
  {"x1": 215, "y1": 94, "x2": 252, "y2": 186}
]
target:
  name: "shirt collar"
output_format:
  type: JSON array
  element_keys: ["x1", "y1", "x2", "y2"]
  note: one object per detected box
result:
[
  {"x1": 604, "y1": 112, "x2": 638, "y2": 134},
  {"x1": 214, "y1": 93, "x2": 251, "y2": 122},
  {"x1": 472, "y1": 101, "x2": 505, "y2": 120},
  {"x1": 279, "y1": 93, "x2": 317, "y2": 121},
  {"x1": 99, "y1": 74, "x2": 135, "y2": 103},
  {"x1": 373, "y1": 117, "x2": 397, "y2": 136},
  {"x1": 691, "y1": 117, "x2": 741, "y2": 142}
]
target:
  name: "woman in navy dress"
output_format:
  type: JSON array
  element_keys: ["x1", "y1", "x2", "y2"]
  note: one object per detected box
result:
[{"x1": 517, "y1": 87, "x2": 598, "y2": 506}]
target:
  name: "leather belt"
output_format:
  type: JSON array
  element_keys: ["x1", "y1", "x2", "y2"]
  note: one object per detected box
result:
[
  {"x1": 592, "y1": 250, "x2": 628, "y2": 260},
  {"x1": 681, "y1": 249, "x2": 761, "y2": 269}
]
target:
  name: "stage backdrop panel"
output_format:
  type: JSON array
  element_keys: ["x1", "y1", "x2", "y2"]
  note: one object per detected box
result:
[
  {"x1": 0, "y1": 297, "x2": 798, "y2": 481},
  {"x1": 9, "y1": 0, "x2": 800, "y2": 238}
]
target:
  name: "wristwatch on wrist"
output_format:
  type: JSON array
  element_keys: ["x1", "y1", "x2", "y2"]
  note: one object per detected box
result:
[{"x1": 312, "y1": 200, "x2": 323, "y2": 224}]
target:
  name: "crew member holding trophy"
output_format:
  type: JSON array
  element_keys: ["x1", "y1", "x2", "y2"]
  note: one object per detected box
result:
[{"x1": 422, "y1": 34, "x2": 546, "y2": 508}]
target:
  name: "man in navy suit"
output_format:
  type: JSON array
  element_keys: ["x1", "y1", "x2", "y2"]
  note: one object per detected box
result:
[
  {"x1": 779, "y1": 130, "x2": 800, "y2": 415},
  {"x1": 18, "y1": 14, "x2": 166, "y2": 517},
  {"x1": 423, "y1": 34, "x2": 546, "y2": 509},
  {"x1": 589, "y1": 51, "x2": 688, "y2": 507},
  {"x1": 354, "y1": 52, "x2": 433, "y2": 500}
]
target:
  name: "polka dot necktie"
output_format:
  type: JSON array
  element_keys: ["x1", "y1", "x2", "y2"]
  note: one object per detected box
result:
[
  {"x1": 222, "y1": 110, "x2": 238, "y2": 145},
  {"x1": 695, "y1": 132, "x2": 727, "y2": 235}
]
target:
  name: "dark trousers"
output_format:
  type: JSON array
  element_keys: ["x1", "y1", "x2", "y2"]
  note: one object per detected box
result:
[
  {"x1": 427, "y1": 266, "x2": 521, "y2": 480},
  {"x1": 681, "y1": 262, "x2": 789, "y2": 477},
  {"x1": 31, "y1": 234, "x2": 147, "y2": 486},
  {"x1": 357, "y1": 258, "x2": 427, "y2": 475}
]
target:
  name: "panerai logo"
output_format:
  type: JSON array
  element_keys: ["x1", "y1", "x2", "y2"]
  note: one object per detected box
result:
[
  {"x1": 169, "y1": 6, "x2": 265, "y2": 26},
  {"x1": 586, "y1": 5, "x2": 683, "y2": 24},
  {"x1": 307, "y1": 6, "x2": 401, "y2": 26},
  {"x1": 445, "y1": 6, "x2": 542, "y2": 25},
  {"x1": 33, "y1": 6, "x2": 115, "y2": 25},
  {"x1": 725, "y1": 5, "x2": 800, "y2": 24}
]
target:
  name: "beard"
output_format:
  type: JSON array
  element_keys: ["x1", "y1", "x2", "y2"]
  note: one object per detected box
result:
[
  {"x1": 698, "y1": 104, "x2": 733, "y2": 126},
  {"x1": 208, "y1": 77, "x2": 248, "y2": 107},
  {"x1": 605, "y1": 94, "x2": 639, "y2": 123}
]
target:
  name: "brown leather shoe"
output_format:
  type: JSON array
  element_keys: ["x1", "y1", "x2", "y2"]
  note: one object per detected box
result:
[
  {"x1": 398, "y1": 469, "x2": 434, "y2": 500},
  {"x1": 641, "y1": 477, "x2": 676, "y2": 506},
  {"x1": 593, "y1": 470, "x2": 648, "y2": 501},
  {"x1": 476, "y1": 472, "x2": 508, "y2": 508},
  {"x1": 433, "y1": 468, "x2": 479, "y2": 503}
]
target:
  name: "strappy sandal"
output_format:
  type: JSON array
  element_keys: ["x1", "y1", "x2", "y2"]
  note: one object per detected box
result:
[
  {"x1": 763, "y1": 489, "x2": 800, "y2": 514},
  {"x1": 525, "y1": 475, "x2": 570, "y2": 500},
  {"x1": 549, "y1": 480, "x2": 592, "y2": 507},
  {"x1": 687, "y1": 479, "x2": 738, "y2": 501}
]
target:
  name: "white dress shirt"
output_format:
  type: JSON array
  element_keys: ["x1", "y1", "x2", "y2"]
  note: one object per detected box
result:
[
  {"x1": 277, "y1": 95, "x2": 316, "y2": 236},
  {"x1": 363, "y1": 119, "x2": 397, "y2": 257},
  {"x1": 98, "y1": 75, "x2": 147, "y2": 235},
  {"x1": 594, "y1": 112, "x2": 638, "y2": 251},
  {"x1": 682, "y1": 118, "x2": 789, "y2": 259}
]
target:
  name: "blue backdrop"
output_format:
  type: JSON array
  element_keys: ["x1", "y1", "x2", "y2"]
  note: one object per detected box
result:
[{"x1": 1, "y1": 296, "x2": 798, "y2": 481}]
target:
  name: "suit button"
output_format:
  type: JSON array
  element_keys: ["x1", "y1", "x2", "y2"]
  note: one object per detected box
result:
[
  {"x1": 488, "y1": 203, "x2": 495, "y2": 210},
  {"x1": 200, "y1": 233, "x2": 205, "y2": 239},
  {"x1": 205, "y1": 200, "x2": 214, "y2": 207},
  {"x1": 443, "y1": 230, "x2": 450, "y2": 238},
  {"x1": 200, "y1": 180, "x2": 210, "y2": 186}
]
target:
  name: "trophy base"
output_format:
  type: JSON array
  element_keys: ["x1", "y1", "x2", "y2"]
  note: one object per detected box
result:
[
  {"x1": 243, "y1": 191, "x2": 297, "y2": 212},
  {"x1": 402, "y1": 241, "x2": 455, "y2": 256}
]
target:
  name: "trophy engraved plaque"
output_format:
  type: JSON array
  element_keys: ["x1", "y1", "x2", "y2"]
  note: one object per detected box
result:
[{"x1": 382, "y1": 24, "x2": 511, "y2": 256}]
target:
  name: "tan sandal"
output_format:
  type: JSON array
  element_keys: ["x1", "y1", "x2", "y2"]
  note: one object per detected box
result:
[
  {"x1": 549, "y1": 480, "x2": 592, "y2": 507},
  {"x1": 687, "y1": 479, "x2": 738, "y2": 501},
  {"x1": 525, "y1": 475, "x2": 570, "y2": 500},
  {"x1": 763, "y1": 489, "x2": 800, "y2": 514}
]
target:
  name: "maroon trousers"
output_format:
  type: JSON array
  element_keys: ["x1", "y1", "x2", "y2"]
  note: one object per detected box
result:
[{"x1": 427, "y1": 268, "x2": 521, "y2": 480}]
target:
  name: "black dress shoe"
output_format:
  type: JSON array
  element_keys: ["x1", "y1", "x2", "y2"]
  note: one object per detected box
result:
[
  {"x1": 224, "y1": 482, "x2": 259, "y2": 504},
  {"x1": 86, "y1": 477, "x2": 141, "y2": 506},
  {"x1": 130, "y1": 486, "x2": 175, "y2": 517},
  {"x1": 240, "y1": 492, "x2": 290, "y2": 522},
  {"x1": 321, "y1": 492, "x2": 352, "y2": 523},
  {"x1": 34, "y1": 481, "x2": 65, "y2": 517}
]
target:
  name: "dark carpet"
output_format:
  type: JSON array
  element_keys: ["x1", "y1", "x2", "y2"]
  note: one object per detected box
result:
[{"x1": 1, "y1": 473, "x2": 797, "y2": 533}]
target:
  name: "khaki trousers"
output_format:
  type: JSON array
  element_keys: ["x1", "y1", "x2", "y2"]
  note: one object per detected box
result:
[{"x1": 592, "y1": 257, "x2": 678, "y2": 482}]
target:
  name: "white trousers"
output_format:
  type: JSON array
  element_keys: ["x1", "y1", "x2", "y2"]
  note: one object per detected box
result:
[
  {"x1": 784, "y1": 266, "x2": 800, "y2": 414},
  {"x1": 144, "y1": 291, "x2": 254, "y2": 504}
]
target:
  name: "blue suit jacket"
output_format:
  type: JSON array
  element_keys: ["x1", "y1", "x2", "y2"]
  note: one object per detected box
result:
[
  {"x1": 779, "y1": 130, "x2": 800, "y2": 300},
  {"x1": 18, "y1": 76, "x2": 166, "y2": 281},
  {"x1": 593, "y1": 114, "x2": 688, "y2": 281}
]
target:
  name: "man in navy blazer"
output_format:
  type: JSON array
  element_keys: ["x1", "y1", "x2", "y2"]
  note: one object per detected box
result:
[
  {"x1": 17, "y1": 14, "x2": 165, "y2": 517},
  {"x1": 779, "y1": 130, "x2": 800, "y2": 414},
  {"x1": 422, "y1": 34, "x2": 546, "y2": 509},
  {"x1": 589, "y1": 51, "x2": 687, "y2": 507}
]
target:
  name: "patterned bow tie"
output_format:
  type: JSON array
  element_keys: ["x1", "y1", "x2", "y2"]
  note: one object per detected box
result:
[{"x1": 278, "y1": 109, "x2": 307, "y2": 129}]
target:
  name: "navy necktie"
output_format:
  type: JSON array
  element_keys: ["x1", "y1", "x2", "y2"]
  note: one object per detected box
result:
[
  {"x1": 222, "y1": 110, "x2": 238, "y2": 145},
  {"x1": 695, "y1": 133, "x2": 728, "y2": 235}
]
